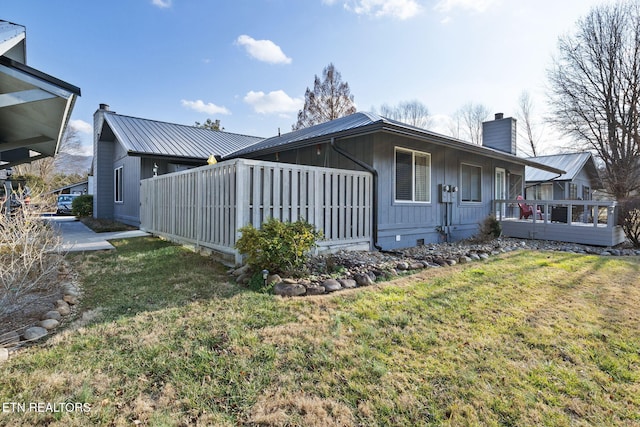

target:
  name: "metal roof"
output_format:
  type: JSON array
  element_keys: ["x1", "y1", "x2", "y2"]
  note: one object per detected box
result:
[
  {"x1": 102, "y1": 112, "x2": 264, "y2": 160},
  {"x1": 0, "y1": 20, "x2": 80, "y2": 167},
  {"x1": 0, "y1": 21, "x2": 25, "y2": 62},
  {"x1": 227, "y1": 112, "x2": 566, "y2": 175},
  {"x1": 525, "y1": 152, "x2": 599, "y2": 183}
]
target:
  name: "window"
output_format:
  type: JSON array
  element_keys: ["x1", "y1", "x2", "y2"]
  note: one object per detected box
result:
[
  {"x1": 395, "y1": 148, "x2": 431, "y2": 202},
  {"x1": 582, "y1": 186, "x2": 591, "y2": 200},
  {"x1": 508, "y1": 173, "x2": 523, "y2": 200},
  {"x1": 569, "y1": 183, "x2": 578, "y2": 199},
  {"x1": 461, "y1": 164, "x2": 482, "y2": 202},
  {"x1": 114, "y1": 166, "x2": 123, "y2": 203}
]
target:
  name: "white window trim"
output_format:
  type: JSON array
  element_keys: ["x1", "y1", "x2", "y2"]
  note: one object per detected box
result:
[
  {"x1": 114, "y1": 166, "x2": 123, "y2": 203},
  {"x1": 460, "y1": 162, "x2": 482, "y2": 204},
  {"x1": 394, "y1": 147, "x2": 432, "y2": 204}
]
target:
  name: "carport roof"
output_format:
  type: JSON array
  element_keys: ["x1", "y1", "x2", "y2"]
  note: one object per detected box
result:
[{"x1": 0, "y1": 20, "x2": 80, "y2": 167}]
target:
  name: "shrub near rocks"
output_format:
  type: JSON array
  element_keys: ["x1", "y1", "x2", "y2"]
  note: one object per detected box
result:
[{"x1": 235, "y1": 217, "x2": 322, "y2": 275}]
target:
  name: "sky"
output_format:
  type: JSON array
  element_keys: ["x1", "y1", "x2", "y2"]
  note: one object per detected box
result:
[{"x1": 3, "y1": 0, "x2": 607, "y2": 157}]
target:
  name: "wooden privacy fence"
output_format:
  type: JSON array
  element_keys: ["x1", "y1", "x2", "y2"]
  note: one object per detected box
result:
[{"x1": 140, "y1": 158, "x2": 373, "y2": 265}]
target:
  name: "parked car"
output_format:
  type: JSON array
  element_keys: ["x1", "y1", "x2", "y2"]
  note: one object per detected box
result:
[{"x1": 56, "y1": 194, "x2": 80, "y2": 215}]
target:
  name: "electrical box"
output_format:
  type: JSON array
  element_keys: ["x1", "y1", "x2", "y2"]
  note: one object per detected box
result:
[{"x1": 439, "y1": 184, "x2": 452, "y2": 203}]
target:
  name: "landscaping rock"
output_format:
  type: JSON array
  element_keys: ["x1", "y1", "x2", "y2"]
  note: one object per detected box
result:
[
  {"x1": 354, "y1": 273, "x2": 374, "y2": 287},
  {"x1": 56, "y1": 301, "x2": 71, "y2": 316},
  {"x1": 0, "y1": 348, "x2": 8, "y2": 363},
  {"x1": 282, "y1": 278, "x2": 298, "y2": 284},
  {"x1": 23, "y1": 327, "x2": 47, "y2": 341},
  {"x1": 273, "y1": 282, "x2": 306, "y2": 297},
  {"x1": 409, "y1": 262, "x2": 424, "y2": 270},
  {"x1": 63, "y1": 295, "x2": 79, "y2": 305},
  {"x1": 446, "y1": 259, "x2": 457, "y2": 266},
  {"x1": 236, "y1": 273, "x2": 250, "y2": 284},
  {"x1": 267, "y1": 274, "x2": 282, "y2": 285},
  {"x1": 322, "y1": 279, "x2": 342, "y2": 293},
  {"x1": 43, "y1": 310, "x2": 62, "y2": 321},
  {"x1": 396, "y1": 262, "x2": 409, "y2": 271},
  {"x1": 338, "y1": 279, "x2": 357, "y2": 289},
  {"x1": 39, "y1": 319, "x2": 59, "y2": 330},
  {"x1": 231, "y1": 264, "x2": 251, "y2": 277},
  {"x1": 458, "y1": 256, "x2": 471, "y2": 264},
  {"x1": 304, "y1": 284, "x2": 326, "y2": 295}
]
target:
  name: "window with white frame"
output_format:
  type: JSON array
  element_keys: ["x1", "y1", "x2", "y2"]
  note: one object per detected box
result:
[
  {"x1": 114, "y1": 166, "x2": 123, "y2": 203},
  {"x1": 395, "y1": 148, "x2": 431, "y2": 203},
  {"x1": 461, "y1": 163, "x2": 482, "y2": 202}
]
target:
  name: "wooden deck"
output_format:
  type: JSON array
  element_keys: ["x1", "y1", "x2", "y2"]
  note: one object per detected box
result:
[{"x1": 495, "y1": 199, "x2": 626, "y2": 247}]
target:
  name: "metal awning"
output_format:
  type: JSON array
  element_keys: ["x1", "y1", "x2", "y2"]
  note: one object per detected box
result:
[{"x1": 0, "y1": 24, "x2": 81, "y2": 167}]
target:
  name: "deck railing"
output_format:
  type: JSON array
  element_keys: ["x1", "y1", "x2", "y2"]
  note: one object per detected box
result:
[
  {"x1": 140, "y1": 159, "x2": 373, "y2": 265},
  {"x1": 493, "y1": 199, "x2": 624, "y2": 246}
]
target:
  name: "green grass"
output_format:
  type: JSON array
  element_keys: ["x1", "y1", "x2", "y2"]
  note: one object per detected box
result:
[{"x1": 1, "y1": 238, "x2": 639, "y2": 426}]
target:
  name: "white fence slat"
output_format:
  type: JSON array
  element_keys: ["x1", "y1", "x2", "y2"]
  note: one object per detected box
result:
[{"x1": 140, "y1": 159, "x2": 373, "y2": 264}]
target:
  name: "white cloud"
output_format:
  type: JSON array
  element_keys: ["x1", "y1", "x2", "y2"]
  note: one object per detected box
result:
[
  {"x1": 152, "y1": 0, "x2": 171, "y2": 8},
  {"x1": 69, "y1": 119, "x2": 92, "y2": 134},
  {"x1": 327, "y1": 0, "x2": 422, "y2": 20},
  {"x1": 243, "y1": 90, "x2": 303, "y2": 115},
  {"x1": 181, "y1": 99, "x2": 231, "y2": 115},
  {"x1": 236, "y1": 35, "x2": 292, "y2": 65},
  {"x1": 434, "y1": 0, "x2": 498, "y2": 13}
]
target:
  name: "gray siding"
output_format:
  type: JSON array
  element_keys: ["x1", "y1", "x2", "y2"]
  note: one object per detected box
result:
[
  {"x1": 482, "y1": 117, "x2": 517, "y2": 155},
  {"x1": 93, "y1": 138, "x2": 114, "y2": 220},
  {"x1": 373, "y1": 133, "x2": 522, "y2": 249},
  {"x1": 113, "y1": 155, "x2": 141, "y2": 226},
  {"x1": 249, "y1": 132, "x2": 526, "y2": 250}
]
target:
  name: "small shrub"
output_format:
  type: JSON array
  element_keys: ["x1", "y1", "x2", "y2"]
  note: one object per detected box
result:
[
  {"x1": 475, "y1": 214, "x2": 502, "y2": 242},
  {"x1": 619, "y1": 197, "x2": 640, "y2": 247},
  {"x1": 235, "y1": 217, "x2": 322, "y2": 275},
  {"x1": 72, "y1": 194, "x2": 93, "y2": 217}
]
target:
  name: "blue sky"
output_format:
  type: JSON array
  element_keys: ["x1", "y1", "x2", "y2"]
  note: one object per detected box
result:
[{"x1": 4, "y1": 0, "x2": 604, "y2": 156}]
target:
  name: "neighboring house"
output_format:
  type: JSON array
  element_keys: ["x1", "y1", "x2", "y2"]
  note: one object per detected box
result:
[
  {"x1": 225, "y1": 112, "x2": 564, "y2": 249},
  {"x1": 50, "y1": 180, "x2": 90, "y2": 195},
  {"x1": 0, "y1": 20, "x2": 80, "y2": 168},
  {"x1": 524, "y1": 152, "x2": 601, "y2": 201},
  {"x1": 92, "y1": 105, "x2": 263, "y2": 226}
]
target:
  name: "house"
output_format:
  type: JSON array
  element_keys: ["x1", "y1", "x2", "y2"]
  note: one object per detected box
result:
[
  {"x1": 50, "y1": 180, "x2": 90, "y2": 195},
  {"x1": 92, "y1": 104, "x2": 263, "y2": 226},
  {"x1": 525, "y1": 152, "x2": 601, "y2": 201},
  {"x1": 0, "y1": 20, "x2": 80, "y2": 168},
  {"x1": 223, "y1": 112, "x2": 565, "y2": 249}
]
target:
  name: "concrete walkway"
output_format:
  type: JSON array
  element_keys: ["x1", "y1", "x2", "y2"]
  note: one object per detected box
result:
[{"x1": 47, "y1": 216, "x2": 150, "y2": 252}]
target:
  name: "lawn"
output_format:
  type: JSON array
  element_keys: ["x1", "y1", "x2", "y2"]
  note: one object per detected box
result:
[{"x1": 1, "y1": 237, "x2": 639, "y2": 426}]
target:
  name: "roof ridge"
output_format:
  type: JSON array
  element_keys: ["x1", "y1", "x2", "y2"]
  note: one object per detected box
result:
[{"x1": 107, "y1": 111, "x2": 264, "y2": 140}]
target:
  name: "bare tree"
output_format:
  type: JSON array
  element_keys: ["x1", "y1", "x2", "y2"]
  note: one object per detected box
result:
[
  {"x1": 548, "y1": 1, "x2": 640, "y2": 199},
  {"x1": 14, "y1": 125, "x2": 84, "y2": 192},
  {"x1": 292, "y1": 63, "x2": 356, "y2": 130},
  {"x1": 453, "y1": 102, "x2": 491, "y2": 144},
  {"x1": 378, "y1": 100, "x2": 431, "y2": 128},
  {"x1": 516, "y1": 91, "x2": 542, "y2": 157}
]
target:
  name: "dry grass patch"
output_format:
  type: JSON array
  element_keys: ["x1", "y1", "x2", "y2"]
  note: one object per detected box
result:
[{"x1": 0, "y1": 239, "x2": 638, "y2": 426}]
